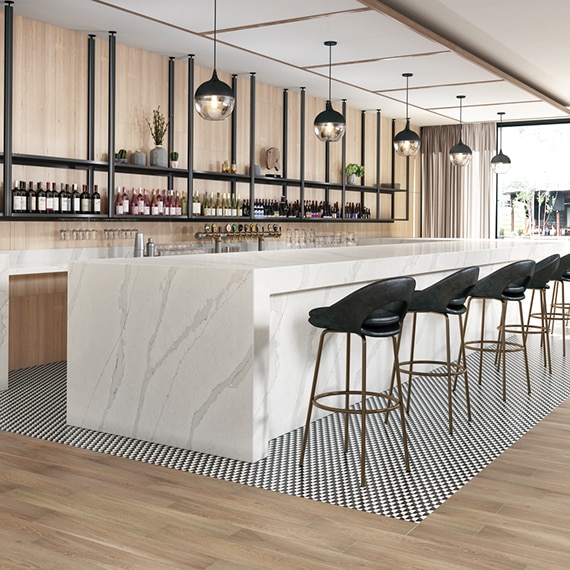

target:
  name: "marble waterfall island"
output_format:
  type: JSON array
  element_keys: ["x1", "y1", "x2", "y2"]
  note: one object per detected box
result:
[{"x1": 67, "y1": 238, "x2": 569, "y2": 462}]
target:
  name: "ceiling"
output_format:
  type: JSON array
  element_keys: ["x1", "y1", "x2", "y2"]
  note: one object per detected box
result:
[{"x1": 11, "y1": 0, "x2": 570, "y2": 126}]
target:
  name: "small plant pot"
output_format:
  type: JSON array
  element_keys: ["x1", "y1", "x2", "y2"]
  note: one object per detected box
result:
[
  {"x1": 170, "y1": 161, "x2": 179, "y2": 169},
  {"x1": 347, "y1": 173, "x2": 357, "y2": 185}
]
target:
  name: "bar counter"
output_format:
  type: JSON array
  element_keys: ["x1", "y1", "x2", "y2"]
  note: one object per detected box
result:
[{"x1": 67, "y1": 238, "x2": 570, "y2": 462}]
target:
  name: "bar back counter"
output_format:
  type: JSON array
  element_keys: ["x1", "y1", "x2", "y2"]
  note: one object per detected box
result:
[{"x1": 67, "y1": 239, "x2": 570, "y2": 462}]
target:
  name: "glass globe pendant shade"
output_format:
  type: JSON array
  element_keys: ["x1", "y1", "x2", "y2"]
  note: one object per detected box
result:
[
  {"x1": 449, "y1": 140, "x2": 472, "y2": 166},
  {"x1": 491, "y1": 151, "x2": 511, "y2": 174},
  {"x1": 194, "y1": 70, "x2": 235, "y2": 121},
  {"x1": 314, "y1": 100, "x2": 346, "y2": 142},
  {"x1": 394, "y1": 119, "x2": 421, "y2": 156}
]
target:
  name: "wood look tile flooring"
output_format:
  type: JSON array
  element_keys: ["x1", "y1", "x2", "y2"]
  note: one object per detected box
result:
[{"x1": 1, "y1": 399, "x2": 569, "y2": 568}]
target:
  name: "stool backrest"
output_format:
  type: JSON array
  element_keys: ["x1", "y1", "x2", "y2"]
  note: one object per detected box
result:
[
  {"x1": 309, "y1": 276, "x2": 416, "y2": 336},
  {"x1": 470, "y1": 259, "x2": 536, "y2": 300},
  {"x1": 550, "y1": 253, "x2": 570, "y2": 281},
  {"x1": 528, "y1": 254, "x2": 560, "y2": 289},
  {"x1": 409, "y1": 266, "x2": 480, "y2": 314}
]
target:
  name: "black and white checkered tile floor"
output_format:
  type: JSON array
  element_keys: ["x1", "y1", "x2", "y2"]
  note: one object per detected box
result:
[{"x1": 0, "y1": 336, "x2": 568, "y2": 523}]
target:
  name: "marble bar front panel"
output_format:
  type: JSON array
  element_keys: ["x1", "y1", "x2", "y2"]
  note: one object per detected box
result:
[{"x1": 67, "y1": 239, "x2": 570, "y2": 462}]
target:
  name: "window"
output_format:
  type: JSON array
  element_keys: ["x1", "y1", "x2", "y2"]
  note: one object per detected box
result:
[{"x1": 496, "y1": 121, "x2": 570, "y2": 237}]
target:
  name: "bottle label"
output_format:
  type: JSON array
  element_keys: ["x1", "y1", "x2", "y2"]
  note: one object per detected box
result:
[
  {"x1": 93, "y1": 198, "x2": 101, "y2": 213},
  {"x1": 38, "y1": 196, "x2": 46, "y2": 211}
]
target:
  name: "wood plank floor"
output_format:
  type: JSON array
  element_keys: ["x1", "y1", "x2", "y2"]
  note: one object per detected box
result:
[{"x1": 1, "y1": 397, "x2": 569, "y2": 569}]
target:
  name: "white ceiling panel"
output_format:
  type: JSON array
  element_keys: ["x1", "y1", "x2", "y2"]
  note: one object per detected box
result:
[{"x1": 9, "y1": 0, "x2": 570, "y2": 126}]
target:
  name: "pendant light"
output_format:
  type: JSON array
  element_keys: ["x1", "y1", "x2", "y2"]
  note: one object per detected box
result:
[
  {"x1": 194, "y1": 0, "x2": 235, "y2": 121},
  {"x1": 449, "y1": 95, "x2": 472, "y2": 167},
  {"x1": 314, "y1": 41, "x2": 346, "y2": 142},
  {"x1": 491, "y1": 112, "x2": 511, "y2": 174},
  {"x1": 393, "y1": 73, "x2": 421, "y2": 156}
]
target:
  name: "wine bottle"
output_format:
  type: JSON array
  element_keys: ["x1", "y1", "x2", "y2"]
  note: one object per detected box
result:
[
  {"x1": 52, "y1": 181, "x2": 60, "y2": 214},
  {"x1": 216, "y1": 192, "x2": 223, "y2": 217},
  {"x1": 27, "y1": 181, "x2": 37, "y2": 213},
  {"x1": 175, "y1": 191, "x2": 182, "y2": 216},
  {"x1": 236, "y1": 194, "x2": 243, "y2": 217},
  {"x1": 181, "y1": 191, "x2": 188, "y2": 216},
  {"x1": 45, "y1": 182, "x2": 54, "y2": 213},
  {"x1": 80, "y1": 184, "x2": 91, "y2": 213},
  {"x1": 151, "y1": 190, "x2": 159, "y2": 216},
  {"x1": 115, "y1": 189, "x2": 124, "y2": 215},
  {"x1": 192, "y1": 190, "x2": 200, "y2": 215},
  {"x1": 71, "y1": 183, "x2": 80, "y2": 213},
  {"x1": 121, "y1": 187, "x2": 129, "y2": 215},
  {"x1": 12, "y1": 180, "x2": 21, "y2": 213},
  {"x1": 143, "y1": 189, "x2": 150, "y2": 216},
  {"x1": 37, "y1": 182, "x2": 47, "y2": 213},
  {"x1": 137, "y1": 188, "x2": 145, "y2": 215},
  {"x1": 157, "y1": 189, "x2": 165, "y2": 216},
  {"x1": 131, "y1": 188, "x2": 139, "y2": 215},
  {"x1": 92, "y1": 184, "x2": 101, "y2": 214},
  {"x1": 60, "y1": 183, "x2": 69, "y2": 214},
  {"x1": 20, "y1": 181, "x2": 29, "y2": 213}
]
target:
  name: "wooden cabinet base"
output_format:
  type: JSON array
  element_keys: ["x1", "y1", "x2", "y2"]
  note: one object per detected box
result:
[{"x1": 9, "y1": 272, "x2": 67, "y2": 371}]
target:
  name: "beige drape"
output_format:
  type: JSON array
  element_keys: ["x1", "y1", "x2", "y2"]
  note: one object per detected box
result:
[{"x1": 421, "y1": 122, "x2": 496, "y2": 238}]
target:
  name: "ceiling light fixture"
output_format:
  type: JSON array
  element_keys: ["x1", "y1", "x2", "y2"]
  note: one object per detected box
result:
[
  {"x1": 491, "y1": 112, "x2": 511, "y2": 174},
  {"x1": 194, "y1": 0, "x2": 235, "y2": 121},
  {"x1": 314, "y1": 40, "x2": 346, "y2": 142},
  {"x1": 393, "y1": 73, "x2": 421, "y2": 156},
  {"x1": 449, "y1": 95, "x2": 472, "y2": 167}
]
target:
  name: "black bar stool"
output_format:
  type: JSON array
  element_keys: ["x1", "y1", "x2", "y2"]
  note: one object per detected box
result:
[
  {"x1": 299, "y1": 276, "x2": 416, "y2": 487},
  {"x1": 547, "y1": 253, "x2": 570, "y2": 357},
  {"x1": 463, "y1": 260, "x2": 536, "y2": 401},
  {"x1": 394, "y1": 266, "x2": 480, "y2": 434},
  {"x1": 518, "y1": 254, "x2": 560, "y2": 373}
]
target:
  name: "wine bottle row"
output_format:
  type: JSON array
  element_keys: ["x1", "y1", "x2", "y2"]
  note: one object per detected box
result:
[
  {"x1": 193, "y1": 191, "x2": 372, "y2": 219},
  {"x1": 12, "y1": 180, "x2": 101, "y2": 215},
  {"x1": 114, "y1": 187, "x2": 187, "y2": 216}
]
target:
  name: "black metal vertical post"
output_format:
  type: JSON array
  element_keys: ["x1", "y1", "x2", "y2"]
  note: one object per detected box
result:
[
  {"x1": 167, "y1": 56, "x2": 175, "y2": 190},
  {"x1": 360, "y1": 110, "x2": 366, "y2": 187},
  {"x1": 376, "y1": 109, "x2": 381, "y2": 219},
  {"x1": 107, "y1": 31, "x2": 116, "y2": 216},
  {"x1": 3, "y1": 1, "x2": 14, "y2": 216},
  {"x1": 187, "y1": 54, "x2": 194, "y2": 215},
  {"x1": 249, "y1": 72, "x2": 256, "y2": 216},
  {"x1": 231, "y1": 74, "x2": 237, "y2": 197},
  {"x1": 282, "y1": 88, "x2": 288, "y2": 199},
  {"x1": 391, "y1": 119, "x2": 396, "y2": 190},
  {"x1": 300, "y1": 87, "x2": 306, "y2": 217},
  {"x1": 87, "y1": 34, "x2": 96, "y2": 191},
  {"x1": 341, "y1": 100, "x2": 347, "y2": 219}
]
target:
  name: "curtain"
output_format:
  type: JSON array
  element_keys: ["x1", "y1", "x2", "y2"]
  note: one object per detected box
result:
[{"x1": 421, "y1": 122, "x2": 496, "y2": 238}]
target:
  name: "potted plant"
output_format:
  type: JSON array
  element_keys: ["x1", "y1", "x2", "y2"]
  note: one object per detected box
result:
[
  {"x1": 146, "y1": 106, "x2": 169, "y2": 167},
  {"x1": 170, "y1": 151, "x2": 179, "y2": 168},
  {"x1": 114, "y1": 148, "x2": 127, "y2": 164},
  {"x1": 344, "y1": 163, "x2": 364, "y2": 185}
]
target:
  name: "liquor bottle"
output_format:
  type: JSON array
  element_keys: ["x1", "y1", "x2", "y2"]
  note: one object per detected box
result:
[
  {"x1": 156, "y1": 190, "x2": 164, "y2": 216},
  {"x1": 175, "y1": 191, "x2": 182, "y2": 216},
  {"x1": 92, "y1": 185, "x2": 101, "y2": 214},
  {"x1": 236, "y1": 194, "x2": 243, "y2": 217},
  {"x1": 12, "y1": 180, "x2": 21, "y2": 213},
  {"x1": 115, "y1": 190, "x2": 124, "y2": 215},
  {"x1": 37, "y1": 182, "x2": 47, "y2": 213},
  {"x1": 45, "y1": 182, "x2": 54, "y2": 213},
  {"x1": 137, "y1": 188, "x2": 145, "y2": 215},
  {"x1": 80, "y1": 184, "x2": 91, "y2": 214},
  {"x1": 52, "y1": 182, "x2": 60, "y2": 214},
  {"x1": 131, "y1": 188, "x2": 139, "y2": 215},
  {"x1": 27, "y1": 181, "x2": 37, "y2": 213},
  {"x1": 151, "y1": 190, "x2": 159, "y2": 216},
  {"x1": 71, "y1": 183, "x2": 80, "y2": 213},
  {"x1": 143, "y1": 189, "x2": 150, "y2": 216},
  {"x1": 121, "y1": 187, "x2": 129, "y2": 215}
]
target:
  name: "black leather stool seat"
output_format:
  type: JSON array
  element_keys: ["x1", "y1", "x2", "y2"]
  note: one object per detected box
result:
[
  {"x1": 300, "y1": 276, "x2": 416, "y2": 487},
  {"x1": 395, "y1": 266, "x2": 480, "y2": 433},
  {"x1": 464, "y1": 259, "x2": 536, "y2": 401}
]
